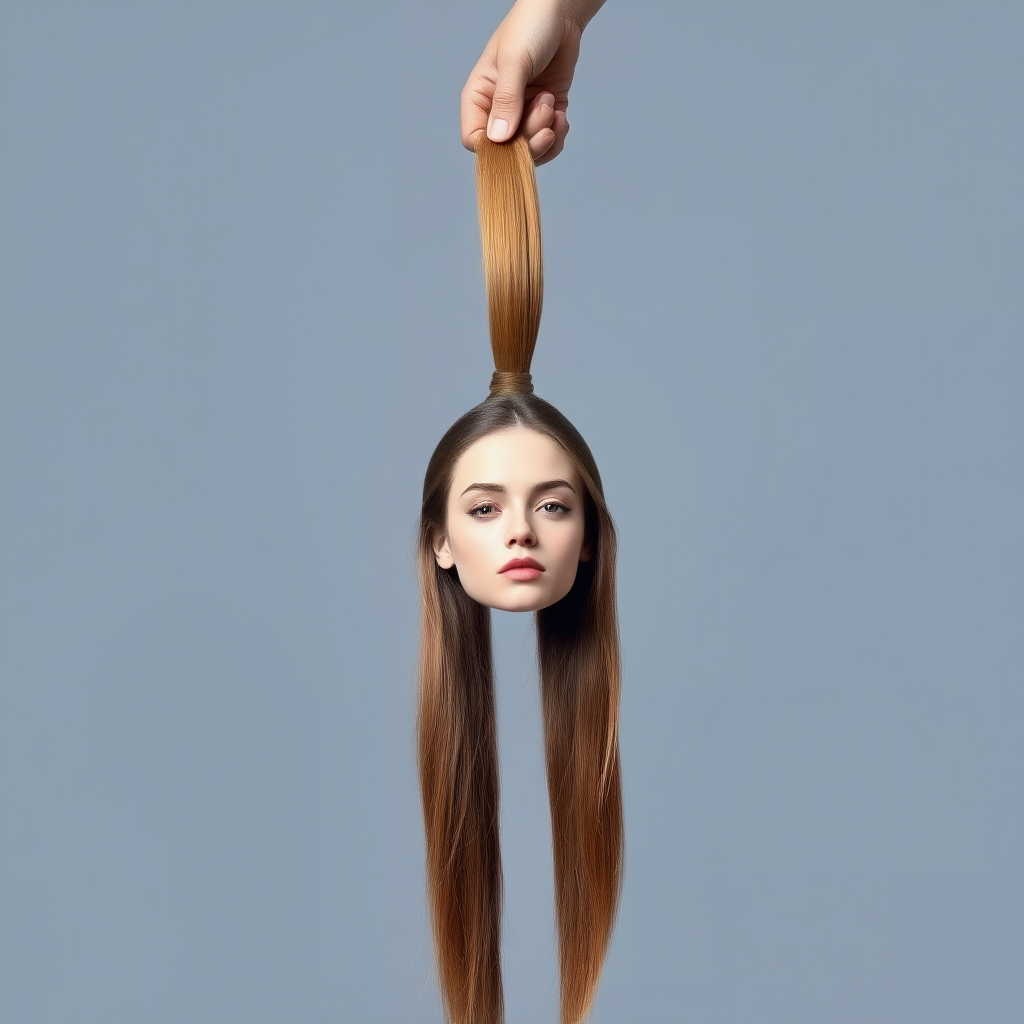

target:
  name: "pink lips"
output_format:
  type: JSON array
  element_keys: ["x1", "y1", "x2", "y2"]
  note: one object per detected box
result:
[{"x1": 499, "y1": 557, "x2": 545, "y2": 581}]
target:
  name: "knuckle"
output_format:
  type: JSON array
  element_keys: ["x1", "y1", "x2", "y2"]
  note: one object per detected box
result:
[{"x1": 491, "y1": 87, "x2": 521, "y2": 109}]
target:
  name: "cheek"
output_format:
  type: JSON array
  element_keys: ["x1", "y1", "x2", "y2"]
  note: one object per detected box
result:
[
  {"x1": 567, "y1": 519, "x2": 588, "y2": 554},
  {"x1": 550, "y1": 525, "x2": 586, "y2": 573},
  {"x1": 448, "y1": 521, "x2": 491, "y2": 570}
]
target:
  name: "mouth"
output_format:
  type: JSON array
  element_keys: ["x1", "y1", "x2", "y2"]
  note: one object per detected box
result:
[{"x1": 499, "y1": 557, "x2": 545, "y2": 580}]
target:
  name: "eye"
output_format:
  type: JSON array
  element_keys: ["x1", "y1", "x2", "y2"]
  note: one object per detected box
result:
[
  {"x1": 539, "y1": 501, "x2": 571, "y2": 515},
  {"x1": 468, "y1": 503, "x2": 499, "y2": 517}
]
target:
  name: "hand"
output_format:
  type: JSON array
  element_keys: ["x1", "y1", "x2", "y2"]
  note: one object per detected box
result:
[{"x1": 461, "y1": 1, "x2": 591, "y2": 166}]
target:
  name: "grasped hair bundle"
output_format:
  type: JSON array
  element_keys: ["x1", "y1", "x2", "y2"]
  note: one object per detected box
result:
[
  {"x1": 475, "y1": 134, "x2": 543, "y2": 380},
  {"x1": 418, "y1": 135, "x2": 623, "y2": 1024}
]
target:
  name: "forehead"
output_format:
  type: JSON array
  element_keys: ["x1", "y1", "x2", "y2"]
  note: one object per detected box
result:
[{"x1": 449, "y1": 428, "x2": 578, "y2": 492}]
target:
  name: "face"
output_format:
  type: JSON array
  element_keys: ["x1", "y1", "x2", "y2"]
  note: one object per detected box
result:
[{"x1": 433, "y1": 427, "x2": 592, "y2": 612}]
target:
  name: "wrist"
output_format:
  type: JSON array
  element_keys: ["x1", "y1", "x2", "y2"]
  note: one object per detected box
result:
[
  {"x1": 562, "y1": 0, "x2": 606, "y2": 32},
  {"x1": 513, "y1": 0, "x2": 605, "y2": 34}
]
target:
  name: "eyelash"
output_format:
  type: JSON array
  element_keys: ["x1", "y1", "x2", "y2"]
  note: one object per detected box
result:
[{"x1": 468, "y1": 501, "x2": 572, "y2": 518}]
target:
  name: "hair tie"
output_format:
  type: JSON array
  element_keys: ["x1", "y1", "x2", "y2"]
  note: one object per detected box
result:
[{"x1": 489, "y1": 371, "x2": 534, "y2": 397}]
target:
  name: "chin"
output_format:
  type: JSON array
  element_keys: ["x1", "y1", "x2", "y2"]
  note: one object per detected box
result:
[
  {"x1": 470, "y1": 586, "x2": 570, "y2": 614},
  {"x1": 493, "y1": 597, "x2": 546, "y2": 613}
]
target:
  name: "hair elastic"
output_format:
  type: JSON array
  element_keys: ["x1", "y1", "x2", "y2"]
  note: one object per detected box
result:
[{"x1": 488, "y1": 370, "x2": 534, "y2": 397}]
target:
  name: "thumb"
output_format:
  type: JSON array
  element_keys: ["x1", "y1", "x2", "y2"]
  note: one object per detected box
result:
[{"x1": 486, "y1": 52, "x2": 531, "y2": 142}]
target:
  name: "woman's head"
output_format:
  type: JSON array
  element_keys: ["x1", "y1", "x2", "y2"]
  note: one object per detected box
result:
[
  {"x1": 419, "y1": 392, "x2": 612, "y2": 614},
  {"x1": 417, "y1": 135, "x2": 622, "y2": 1024}
]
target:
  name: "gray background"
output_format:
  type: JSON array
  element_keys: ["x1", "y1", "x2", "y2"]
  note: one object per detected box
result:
[{"x1": 1, "y1": 1, "x2": 1021, "y2": 1021}]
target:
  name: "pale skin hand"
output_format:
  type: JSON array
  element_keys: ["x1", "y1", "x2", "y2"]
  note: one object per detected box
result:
[{"x1": 461, "y1": 0, "x2": 607, "y2": 166}]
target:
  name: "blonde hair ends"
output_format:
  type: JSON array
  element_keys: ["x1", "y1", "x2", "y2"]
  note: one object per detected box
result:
[{"x1": 417, "y1": 135, "x2": 623, "y2": 1024}]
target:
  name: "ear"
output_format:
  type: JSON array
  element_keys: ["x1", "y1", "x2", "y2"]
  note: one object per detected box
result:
[
  {"x1": 433, "y1": 532, "x2": 455, "y2": 570},
  {"x1": 579, "y1": 541, "x2": 594, "y2": 563}
]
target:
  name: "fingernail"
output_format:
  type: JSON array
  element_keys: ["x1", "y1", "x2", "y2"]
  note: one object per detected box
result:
[{"x1": 487, "y1": 117, "x2": 509, "y2": 142}]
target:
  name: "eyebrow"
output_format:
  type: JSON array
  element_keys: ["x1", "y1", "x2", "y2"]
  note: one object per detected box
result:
[{"x1": 460, "y1": 478, "x2": 577, "y2": 498}]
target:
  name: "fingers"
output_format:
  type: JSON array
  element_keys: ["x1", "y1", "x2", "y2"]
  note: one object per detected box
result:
[
  {"x1": 521, "y1": 92, "x2": 556, "y2": 160},
  {"x1": 515, "y1": 92, "x2": 569, "y2": 165},
  {"x1": 520, "y1": 91, "x2": 554, "y2": 137},
  {"x1": 534, "y1": 107, "x2": 569, "y2": 167},
  {"x1": 460, "y1": 50, "x2": 531, "y2": 153},
  {"x1": 464, "y1": 84, "x2": 568, "y2": 166}
]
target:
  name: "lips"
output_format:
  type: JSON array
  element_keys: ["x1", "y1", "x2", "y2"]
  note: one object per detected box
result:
[
  {"x1": 499, "y1": 557, "x2": 545, "y2": 581},
  {"x1": 499, "y1": 557, "x2": 545, "y2": 573}
]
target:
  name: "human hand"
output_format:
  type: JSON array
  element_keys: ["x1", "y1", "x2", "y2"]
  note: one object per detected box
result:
[{"x1": 461, "y1": 1, "x2": 601, "y2": 166}]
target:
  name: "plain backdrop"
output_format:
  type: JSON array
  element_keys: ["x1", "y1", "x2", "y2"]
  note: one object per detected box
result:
[{"x1": 1, "y1": 1, "x2": 1022, "y2": 1022}]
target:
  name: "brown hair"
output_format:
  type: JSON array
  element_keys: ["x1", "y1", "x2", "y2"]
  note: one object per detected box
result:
[{"x1": 417, "y1": 135, "x2": 623, "y2": 1024}]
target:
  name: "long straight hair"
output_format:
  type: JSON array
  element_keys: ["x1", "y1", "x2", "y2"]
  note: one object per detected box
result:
[{"x1": 418, "y1": 135, "x2": 623, "y2": 1024}]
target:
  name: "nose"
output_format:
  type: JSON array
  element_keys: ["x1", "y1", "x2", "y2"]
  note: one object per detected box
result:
[{"x1": 504, "y1": 507, "x2": 537, "y2": 548}]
